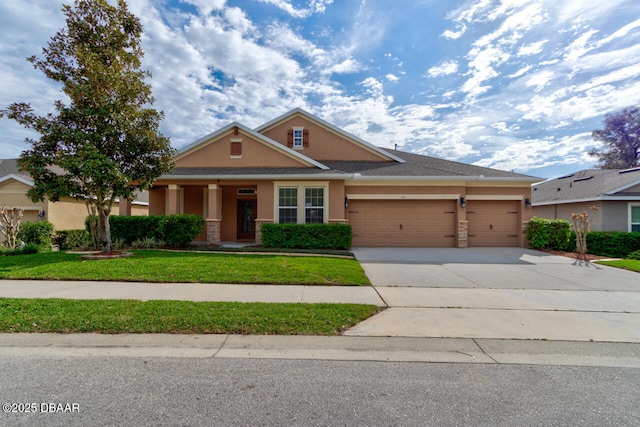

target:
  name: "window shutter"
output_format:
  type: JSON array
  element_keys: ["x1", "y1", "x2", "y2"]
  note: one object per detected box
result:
[
  {"x1": 303, "y1": 129, "x2": 309, "y2": 147},
  {"x1": 230, "y1": 141, "x2": 242, "y2": 156},
  {"x1": 287, "y1": 129, "x2": 293, "y2": 147}
]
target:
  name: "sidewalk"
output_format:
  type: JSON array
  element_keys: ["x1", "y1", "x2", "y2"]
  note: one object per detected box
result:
[{"x1": 0, "y1": 279, "x2": 385, "y2": 306}]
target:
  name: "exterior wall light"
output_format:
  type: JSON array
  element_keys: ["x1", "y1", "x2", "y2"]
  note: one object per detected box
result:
[
  {"x1": 345, "y1": 197, "x2": 349, "y2": 208},
  {"x1": 525, "y1": 198, "x2": 532, "y2": 209},
  {"x1": 460, "y1": 197, "x2": 466, "y2": 208}
]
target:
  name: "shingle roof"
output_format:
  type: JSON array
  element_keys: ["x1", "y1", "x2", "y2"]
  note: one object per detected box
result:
[
  {"x1": 532, "y1": 168, "x2": 640, "y2": 204},
  {"x1": 0, "y1": 159, "x2": 29, "y2": 180},
  {"x1": 167, "y1": 148, "x2": 541, "y2": 181}
]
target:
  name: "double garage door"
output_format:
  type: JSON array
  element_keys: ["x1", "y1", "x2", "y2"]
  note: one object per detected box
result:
[{"x1": 349, "y1": 199, "x2": 520, "y2": 247}]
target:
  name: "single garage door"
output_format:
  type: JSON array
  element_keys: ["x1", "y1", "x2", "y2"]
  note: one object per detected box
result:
[
  {"x1": 349, "y1": 199, "x2": 456, "y2": 247},
  {"x1": 467, "y1": 200, "x2": 520, "y2": 247}
]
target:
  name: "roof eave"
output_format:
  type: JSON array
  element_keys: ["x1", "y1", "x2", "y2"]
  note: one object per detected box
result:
[{"x1": 533, "y1": 195, "x2": 640, "y2": 206}]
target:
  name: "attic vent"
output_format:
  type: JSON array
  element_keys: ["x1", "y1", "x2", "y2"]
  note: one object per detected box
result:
[
  {"x1": 237, "y1": 188, "x2": 256, "y2": 195},
  {"x1": 558, "y1": 174, "x2": 574, "y2": 179},
  {"x1": 573, "y1": 176, "x2": 593, "y2": 182},
  {"x1": 619, "y1": 167, "x2": 640, "y2": 174}
]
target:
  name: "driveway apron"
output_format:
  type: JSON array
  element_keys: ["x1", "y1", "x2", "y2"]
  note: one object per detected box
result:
[{"x1": 350, "y1": 248, "x2": 640, "y2": 342}]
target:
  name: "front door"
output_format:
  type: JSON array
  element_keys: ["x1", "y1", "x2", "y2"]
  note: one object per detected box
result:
[{"x1": 237, "y1": 200, "x2": 257, "y2": 240}]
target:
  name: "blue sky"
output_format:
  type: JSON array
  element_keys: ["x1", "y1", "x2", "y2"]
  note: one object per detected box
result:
[{"x1": 1, "y1": 0, "x2": 640, "y2": 179}]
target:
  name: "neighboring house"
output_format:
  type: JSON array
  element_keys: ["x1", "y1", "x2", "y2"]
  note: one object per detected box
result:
[
  {"x1": 149, "y1": 109, "x2": 538, "y2": 247},
  {"x1": 532, "y1": 168, "x2": 640, "y2": 232},
  {"x1": 0, "y1": 159, "x2": 148, "y2": 233}
]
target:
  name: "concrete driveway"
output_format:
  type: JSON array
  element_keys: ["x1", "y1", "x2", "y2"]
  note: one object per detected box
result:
[{"x1": 349, "y1": 247, "x2": 640, "y2": 342}]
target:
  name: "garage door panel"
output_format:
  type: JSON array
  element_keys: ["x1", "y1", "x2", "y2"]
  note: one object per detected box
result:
[
  {"x1": 349, "y1": 200, "x2": 456, "y2": 247},
  {"x1": 467, "y1": 200, "x2": 520, "y2": 247}
]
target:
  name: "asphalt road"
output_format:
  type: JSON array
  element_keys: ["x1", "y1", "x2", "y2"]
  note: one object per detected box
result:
[{"x1": 2, "y1": 356, "x2": 639, "y2": 426}]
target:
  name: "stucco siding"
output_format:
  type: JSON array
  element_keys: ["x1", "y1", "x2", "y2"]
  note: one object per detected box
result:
[
  {"x1": 176, "y1": 131, "x2": 310, "y2": 168},
  {"x1": 260, "y1": 116, "x2": 387, "y2": 162}
]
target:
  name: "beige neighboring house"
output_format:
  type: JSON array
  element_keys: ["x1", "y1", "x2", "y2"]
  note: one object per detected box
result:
[
  {"x1": 0, "y1": 159, "x2": 148, "y2": 234},
  {"x1": 532, "y1": 167, "x2": 640, "y2": 232},
  {"x1": 149, "y1": 108, "x2": 539, "y2": 247}
]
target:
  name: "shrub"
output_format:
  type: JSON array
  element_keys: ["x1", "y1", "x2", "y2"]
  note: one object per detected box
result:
[
  {"x1": 17, "y1": 221, "x2": 55, "y2": 249},
  {"x1": 585, "y1": 231, "x2": 640, "y2": 258},
  {"x1": 261, "y1": 223, "x2": 352, "y2": 250},
  {"x1": 158, "y1": 214, "x2": 205, "y2": 248},
  {"x1": 131, "y1": 236, "x2": 164, "y2": 249},
  {"x1": 0, "y1": 243, "x2": 40, "y2": 256},
  {"x1": 54, "y1": 229, "x2": 90, "y2": 250},
  {"x1": 526, "y1": 217, "x2": 571, "y2": 250},
  {"x1": 108, "y1": 215, "x2": 163, "y2": 244},
  {"x1": 627, "y1": 250, "x2": 640, "y2": 260}
]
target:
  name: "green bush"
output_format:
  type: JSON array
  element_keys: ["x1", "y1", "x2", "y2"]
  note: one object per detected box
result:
[
  {"x1": 0, "y1": 243, "x2": 40, "y2": 256},
  {"x1": 158, "y1": 214, "x2": 205, "y2": 248},
  {"x1": 108, "y1": 215, "x2": 163, "y2": 244},
  {"x1": 54, "y1": 230, "x2": 91, "y2": 250},
  {"x1": 261, "y1": 223, "x2": 352, "y2": 250},
  {"x1": 526, "y1": 217, "x2": 571, "y2": 250},
  {"x1": 627, "y1": 250, "x2": 640, "y2": 260},
  {"x1": 17, "y1": 221, "x2": 55, "y2": 249},
  {"x1": 585, "y1": 231, "x2": 640, "y2": 258}
]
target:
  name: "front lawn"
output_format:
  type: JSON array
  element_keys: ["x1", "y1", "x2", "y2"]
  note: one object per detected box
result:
[
  {"x1": 0, "y1": 298, "x2": 379, "y2": 335},
  {"x1": 596, "y1": 259, "x2": 640, "y2": 273},
  {"x1": 0, "y1": 250, "x2": 370, "y2": 286}
]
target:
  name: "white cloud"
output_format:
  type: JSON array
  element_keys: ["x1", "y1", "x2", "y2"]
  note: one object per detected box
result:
[
  {"x1": 442, "y1": 25, "x2": 466, "y2": 40},
  {"x1": 386, "y1": 74, "x2": 399, "y2": 82},
  {"x1": 525, "y1": 70, "x2": 554, "y2": 91},
  {"x1": 254, "y1": 0, "x2": 333, "y2": 18},
  {"x1": 181, "y1": 0, "x2": 226, "y2": 15},
  {"x1": 517, "y1": 40, "x2": 547, "y2": 56},
  {"x1": 328, "y1": 58, "x2": 362, "y2": 74},
  {"x1": 508, "y1": 65, "x2": 532, "y2": 78},
  {"x1": 427, "y1": 60, "x2": 459, "y2": 77}
]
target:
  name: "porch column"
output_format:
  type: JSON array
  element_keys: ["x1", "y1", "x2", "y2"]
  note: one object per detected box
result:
[
  {"x1": 167, "y1": 184, "x2": 180, "y2": 215},
  {"x1": 119, "y1": 198, "x2": 132, "y2": 216},
  {"x1": 206, "y1": 184, "x2": 221, "y2": 245}
]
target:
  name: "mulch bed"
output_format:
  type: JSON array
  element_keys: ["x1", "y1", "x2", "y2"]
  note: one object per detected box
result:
[{"x1": 539, "y1": 249, "x2": 612, "y2": 261}]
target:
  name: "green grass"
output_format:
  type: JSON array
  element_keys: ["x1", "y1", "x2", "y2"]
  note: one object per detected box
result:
[
  {"x1": 0, "y1": 298, "x2": 380, "y2": 335},
  {"x1": 0, "y1": 250, "x2": 370, "y2": 285},
  {"x1": 596, "y1": 259, "x2": 640, "y2": 273}
]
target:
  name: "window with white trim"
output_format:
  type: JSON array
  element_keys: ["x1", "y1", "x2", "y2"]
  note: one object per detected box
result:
[
  {"x1": 278, "y1": 187, "x2": 298, "y2": 224},
  {"x1": 631, "y1": 204, "x2": 640, "y2": 232},
  {"x1": 305, "y1": 187, "x2": 324, "y2": 224},
  {"x1": 293, "y1": 128, "x2": 303, "y2": 148},
  {"x1": 274, "y1": 182, "x2": 328, "y2": 224}
]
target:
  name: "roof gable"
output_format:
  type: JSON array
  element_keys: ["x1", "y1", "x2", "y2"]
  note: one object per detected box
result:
[
  {"x1": 174, "y1": 122, "x2": 328, "y2": 170},
  {"x1": 255, "y1": 108, "x2": 406, "y2": 163}
]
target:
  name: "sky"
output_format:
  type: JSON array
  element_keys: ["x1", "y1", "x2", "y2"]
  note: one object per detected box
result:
[{"x1": 1, "y1": 0, "x2": 640, "y2": 180}]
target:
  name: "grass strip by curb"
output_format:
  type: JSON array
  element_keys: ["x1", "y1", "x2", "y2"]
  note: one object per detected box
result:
[
  {"x1": 595, "y1": 259, "x2": 640, "y2": 273},
  {"x1": 0, "y1": 298, "x2": 380, "y2": 335}
]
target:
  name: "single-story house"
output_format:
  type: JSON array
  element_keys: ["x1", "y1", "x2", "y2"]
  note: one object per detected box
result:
[
  {"x1": 0, "y1": 158, "x2": 148, "y2": 233},
  {"x1": 149, "y1": 108, "x2": 539, "y2": 247},
  {"x1": 532, "y1": 167, "x2": 640, "y2": 232}
]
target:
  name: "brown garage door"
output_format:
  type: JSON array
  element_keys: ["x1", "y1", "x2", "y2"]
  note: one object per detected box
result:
[
  {"x1": 467, "y1": 200, "x2": 520, "y2": 247},
  {"x1": 349, "y1": 199, "x2": 456, "y2": 247}
]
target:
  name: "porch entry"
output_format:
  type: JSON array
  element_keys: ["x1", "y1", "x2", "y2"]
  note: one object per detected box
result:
[{"x1": 237, "y1": 199, "x2": 257, "y2": 240}]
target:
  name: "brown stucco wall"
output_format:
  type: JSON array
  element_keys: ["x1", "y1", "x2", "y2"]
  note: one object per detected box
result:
[
  {"x1": 176, "y1": 130, "x2": 310, "y2": 168},
  {"x1": 260, "y1": 116, "x2": 387, "y2": 162}
]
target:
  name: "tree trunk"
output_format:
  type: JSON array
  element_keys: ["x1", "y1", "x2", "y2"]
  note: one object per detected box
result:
[{"x1": 99, "y1": 208, "x2": 112, "y2": 253}]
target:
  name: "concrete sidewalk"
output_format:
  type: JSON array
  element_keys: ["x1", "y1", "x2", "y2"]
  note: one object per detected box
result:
[{"x1": 0, "y1": 280, "x2": 385, "y2": 306}]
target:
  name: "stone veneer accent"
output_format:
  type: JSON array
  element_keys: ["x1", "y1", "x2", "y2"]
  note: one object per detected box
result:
[
  {"x1": 205, "y1": 219, "x2": 221, "y2": 245},
  {"x1": 458, "y1": 220, "x2": 468, "y2": 248},
  {"x1": 254, "y1": 219, "x2": 273, "y2": 246}
]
